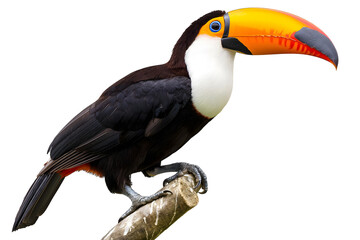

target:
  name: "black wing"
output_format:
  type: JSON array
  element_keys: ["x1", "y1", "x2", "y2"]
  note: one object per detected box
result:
[{"x1": 40, "y1": 76, "x2": 191, "y2": 175}]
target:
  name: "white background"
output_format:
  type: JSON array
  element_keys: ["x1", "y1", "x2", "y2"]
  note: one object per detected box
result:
[{"x1": 1, "y1": 0, "x2": 359, "y2": 239}]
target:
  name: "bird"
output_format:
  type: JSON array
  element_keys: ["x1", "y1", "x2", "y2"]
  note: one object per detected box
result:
[{"x1": 13, "y1": 7, "x2": 338, "y2": 231}]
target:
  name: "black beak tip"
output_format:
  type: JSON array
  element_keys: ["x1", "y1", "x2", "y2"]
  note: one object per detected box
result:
[
  {"x1": 332, "y1": 55, "x2": 339, "y2": 69},
  {"x1": 295, "y1": 27, "x2": 338, "y2": 69}
]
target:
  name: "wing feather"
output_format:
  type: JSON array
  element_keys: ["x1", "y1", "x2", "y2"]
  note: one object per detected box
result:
[{"x1": 43, "y1": 76, "x2": 191, "y2": 175}]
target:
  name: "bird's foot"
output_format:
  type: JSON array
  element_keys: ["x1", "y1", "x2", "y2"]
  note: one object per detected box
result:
[
  {"x1": 162, "y1": 163, "x2": 208, "y2": 194},
  {"x1": 118, "y1": 188, "x2": 171, "y2": 222}
]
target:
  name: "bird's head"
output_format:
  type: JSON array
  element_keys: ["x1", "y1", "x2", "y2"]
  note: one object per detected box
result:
[
  {"x1": 168, "y1": 8, "x2": 338, "y2": 118},
  {"x1": 169, "y1": 8, "x2": 338, "y2": 70}
]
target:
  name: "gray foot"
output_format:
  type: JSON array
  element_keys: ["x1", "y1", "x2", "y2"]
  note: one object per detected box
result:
[
  {"x1": 146, "y1": 162, "x2": 208, "y2": 194},
  {"x1": 119, "y1": 186, "x2": 171, "y2": 222}
]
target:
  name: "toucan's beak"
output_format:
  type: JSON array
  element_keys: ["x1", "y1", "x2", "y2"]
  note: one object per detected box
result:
[{"x1": 221, "y1": 8, "x2": 338, "y2": 68}]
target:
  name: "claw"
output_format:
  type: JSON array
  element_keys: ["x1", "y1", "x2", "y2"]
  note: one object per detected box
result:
[
  {"x1": 118, "y1": 189, "x2": 171, "y2": 222},
  {"x1": 163, "y1": 171, "x2": 185, "y2": 186},
  {"x1": 195, "y1": 165, "x2": 208, "y2": 194},
  {"x1": 164, "y1": 163, "x2": 208, "y2": 193},
  {"x1": 144, "y1": 162, "x2": 209, "y2": 194}
]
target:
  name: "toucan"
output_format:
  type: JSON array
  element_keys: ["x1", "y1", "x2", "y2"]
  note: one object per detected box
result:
[{"x1": 13, "y1": 8, "x2": 338, "y2": 231}]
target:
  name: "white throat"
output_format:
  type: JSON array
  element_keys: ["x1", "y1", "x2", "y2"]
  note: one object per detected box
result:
[{"x1": 185, "y1": 35, "x2": 235, "y2": 118}]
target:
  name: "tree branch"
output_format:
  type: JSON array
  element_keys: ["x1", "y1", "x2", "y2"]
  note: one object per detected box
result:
[{"x1": 102, "y1": 174, "x2": 200, "y2": 240}]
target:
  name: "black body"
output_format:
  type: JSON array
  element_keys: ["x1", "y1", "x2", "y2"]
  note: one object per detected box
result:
[{"x1": 13, "y1": 10, "x2": 224, "y2": 231}]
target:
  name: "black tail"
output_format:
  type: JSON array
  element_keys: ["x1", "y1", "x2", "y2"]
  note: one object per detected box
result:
[{"x1": 12, "y1": 172, "x2": 64, "y2": 231}]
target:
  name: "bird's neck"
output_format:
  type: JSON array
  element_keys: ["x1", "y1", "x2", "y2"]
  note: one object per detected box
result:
[{"x1": 185, "y1": 35, "x2": 236, "y2": 118}]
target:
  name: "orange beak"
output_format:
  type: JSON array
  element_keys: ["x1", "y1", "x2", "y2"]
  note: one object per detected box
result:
[{"x1": 221, "y1": 8, "x2": 338, "y2": 68}]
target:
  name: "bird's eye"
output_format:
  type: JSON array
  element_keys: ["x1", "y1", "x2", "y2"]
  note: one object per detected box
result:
[{"x1": 209, "y1": 21, "x2": 221, "y2": 32}]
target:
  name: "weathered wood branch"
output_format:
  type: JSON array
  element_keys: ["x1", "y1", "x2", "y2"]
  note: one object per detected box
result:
[{"x1": 102, "y1": 175, "x2": 200, "y2": 240}]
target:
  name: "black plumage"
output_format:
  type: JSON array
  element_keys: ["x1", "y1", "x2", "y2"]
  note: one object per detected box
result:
[
  {"x1": 13, "y1": 10, "x2": 225, "y2": 231},
  {"x1": 43, "y1": 76, "x2": 200, "y2": 190},
  {"x1": 13, "y1": 173, "x2": 64, "y2": 231}
]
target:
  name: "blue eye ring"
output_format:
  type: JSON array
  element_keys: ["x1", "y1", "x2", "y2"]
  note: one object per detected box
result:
[{"x1": 209, "y1": 20, "x2": 221, "y2": 32}]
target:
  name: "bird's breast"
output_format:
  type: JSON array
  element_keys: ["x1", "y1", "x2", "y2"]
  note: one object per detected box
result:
[{"x1": 185, "y1": 35, "x2": 235, "y2": 118}]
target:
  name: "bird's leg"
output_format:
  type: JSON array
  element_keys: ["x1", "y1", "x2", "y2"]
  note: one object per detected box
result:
[
  {"x1": 145, "y1": 162, "x2": 208, "y2": 194},
  {"x1": 118, "y1": 185, "x2": 171, "y2": 222}
]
